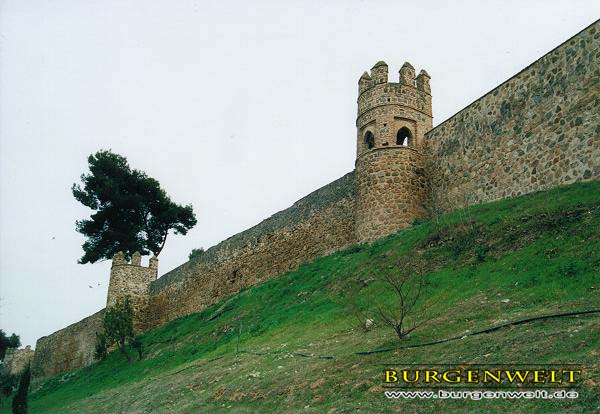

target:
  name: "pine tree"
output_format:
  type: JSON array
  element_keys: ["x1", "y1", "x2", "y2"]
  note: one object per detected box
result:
[{"x1": 72, "y1": 150, "x2": 197, "y2": 263}]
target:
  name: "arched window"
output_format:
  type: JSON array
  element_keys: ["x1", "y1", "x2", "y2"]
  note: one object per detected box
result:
[
  {"x1": 364, "y1": 131, "x2": 375, "y2": 149},
  {"x1": 396, "y1": 127, "x2": 412, "y2": 146}
]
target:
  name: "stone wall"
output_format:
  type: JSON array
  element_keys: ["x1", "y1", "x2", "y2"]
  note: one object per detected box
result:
[
  {"x1": 31, "y1": 174, "x2": 356, "y2": 382},
  {"x1": 31, "y1": 309, "x2": 104, "y2": 382},
  {"x1": 424, "y1": 21, "x2": 599, "y2": 212},
  {"x1": 0, "y1": 346, "x2": 34, "y2": 377},
  {"x1": 145, "y1": 172, "x2": 356, "y2": 327}
]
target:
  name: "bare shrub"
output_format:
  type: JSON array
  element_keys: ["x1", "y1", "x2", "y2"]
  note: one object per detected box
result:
[
  {"x1": 373, "y1": 259, "x2": 430, "y2": 339},
  {"x1": 348, "y1": 257, "x2": 435, "y2": 340}
]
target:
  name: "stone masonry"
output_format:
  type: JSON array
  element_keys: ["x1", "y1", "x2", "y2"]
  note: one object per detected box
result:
[
  {"x1": 31, "y1": 20, "x2": 599, "y2": 381},
  {"x1": 145, "y1": 172, "x2": 356, "y2": 327},
  {"x1": 425, "y1": 21, "x2": 599, "y2": 211},
  {"x1": 0, "y1": 346, "x2": 34, "y2": 377},
  {"x1": 107, "y1": 252, "x2": 158, "y2": 331},
  {"x1": 31, "y1": 309, "x2": 104, "y2": 381}
]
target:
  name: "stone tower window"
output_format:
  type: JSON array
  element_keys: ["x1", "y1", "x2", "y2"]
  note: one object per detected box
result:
[
  {"x1": 364, "y1": 131, "x2": 375, "y2": 149},
  {"x1": 396, "y1": 127, "x2": 412, "y2": 146}
]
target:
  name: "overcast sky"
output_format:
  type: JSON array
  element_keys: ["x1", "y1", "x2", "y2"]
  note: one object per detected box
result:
[{"x1": 1, "y1": 1, "x2": 598, "y2": 348}]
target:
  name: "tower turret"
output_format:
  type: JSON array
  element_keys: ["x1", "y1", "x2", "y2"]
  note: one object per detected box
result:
[{"x1": 354, "y1": 60, "x2": 433, "y2": 242}]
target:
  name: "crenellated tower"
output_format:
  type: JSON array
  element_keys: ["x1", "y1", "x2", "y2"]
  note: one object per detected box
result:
[
  {"x1": 355, "y1": 60, "x2": 433, "y2": 243},
  {"x1": 107, "y1": 251, "x2": 158, "y2": 331}
]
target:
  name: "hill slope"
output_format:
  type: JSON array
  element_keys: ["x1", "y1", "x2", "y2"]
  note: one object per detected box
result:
[{"x1": 19, "y1": 181, "x2": 600, "y2": 413}]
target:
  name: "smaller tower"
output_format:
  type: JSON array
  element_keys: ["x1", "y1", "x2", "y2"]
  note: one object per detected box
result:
[{"x1": 106, "y1": 251, "x2": 158, "y2": 331}]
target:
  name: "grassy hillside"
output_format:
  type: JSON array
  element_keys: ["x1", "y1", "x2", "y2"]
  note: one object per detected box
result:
[{"x1": 15, "y1": 181, "x2": 600, "y2": 413}]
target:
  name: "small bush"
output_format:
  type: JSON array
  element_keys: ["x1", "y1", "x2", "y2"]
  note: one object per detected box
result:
[
  {"x1": 558, "y1": 262, "x2": 578, "y2": 278},
  {"x1": 0, "y1": 371, "x2": 18, "y2": 397},
  {"x1": 130, "y1": 338, "x2": 144, "y2": 361},
  {"x1": 475, "y1": 243, "x2": 490, "y2": 262},
  {"x1": 340, "y1": 245, "x2": 362, "y2": 256},
  {"x1": 189, "y1": 248, "x2": 205, "y2": 260},
  {"x1": 94, "y1": 332, "x2": 107, "y2": 361},
  {"x1": 412, "y1": 217, "x2": 426, "y2": 226}
]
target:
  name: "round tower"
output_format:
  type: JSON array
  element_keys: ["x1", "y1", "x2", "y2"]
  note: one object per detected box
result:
[{"x1": 355, "y1": 60, "x2": 433, "y2": 243}]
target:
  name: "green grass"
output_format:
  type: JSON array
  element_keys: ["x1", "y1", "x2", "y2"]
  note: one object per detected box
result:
[{"x1": 18, "y1": 181, "x2": 600, "y2": 413}]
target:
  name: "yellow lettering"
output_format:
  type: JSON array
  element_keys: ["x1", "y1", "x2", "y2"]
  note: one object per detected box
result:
[
  {"x1": 442, "y1": 370, "x2": 461, "y2": 383},
  {"x1": 504, "y1": 370, "x2": 529, "y2": 383},
  {"x1": 548, "y1": 370, "x2": 562, "y2": 384},
  {"x1": 384, "y1": 370, "x2": 398, "y2": 383},
  {"x1": 562, "y1": 369, "x2": 582, "y2": 383},
  {"x1": 533, "y1": 370, "x2": 546, "y2": 383},
  {"x1": 425, "y1": 370, "x2": 441, "y2": 383},
  {"x1": 402, "y1": 370, "x2": 420, "y2": 383},
  {"x1": 466, "y1": 370, "x2": 479, "y2": 383},
  {"x1": 482, "y1": 370, "x2": 502, "y2": 383}
]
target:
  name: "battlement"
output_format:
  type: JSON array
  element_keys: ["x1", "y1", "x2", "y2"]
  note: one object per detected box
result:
[
  {"x1": 358, "y1": 61, "x2": 431, "y2": 96},
  {"x1": 355, "y1": 59, "x2": 433, "y2": 160},
  {"x1": 357, "y1": 62, "x2": 433, "y2": 148},
  {"x1": 111, "y1": 251, "x2": 158, "y2": 269}
]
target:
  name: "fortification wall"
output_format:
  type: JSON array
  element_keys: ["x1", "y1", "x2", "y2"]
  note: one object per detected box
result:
[
  {"x1": 425, "y1": 21, "x2": 599, "y2": 211},
  {"x1": 145, "y1": 172, "x2": 356, "y2": 327},
  {"x1": 31, "y1": 309, "x2": 105, "y2": 381},
  {"x1": 31, "y1": 173, "x2": 356, "y2": 381},
  {"x1": 0, "y1": 346, "x2": 34, "y2": 377}
]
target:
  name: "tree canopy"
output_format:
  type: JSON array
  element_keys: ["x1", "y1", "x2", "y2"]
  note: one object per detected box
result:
[
  {"x1": 72, "y1": 150, "x2": 197, "y2": 263},
  {"x1": 0, "y1": 330, "x2": 21, "y2": 361}
]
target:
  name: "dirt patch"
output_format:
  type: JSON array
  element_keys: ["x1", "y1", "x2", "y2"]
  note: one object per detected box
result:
[
  {"x1": 212, "y1": 386, "x2": 226, "y2": 400},
  {"x1": 310, "y1": 378, "x2": 326, "y2": 389},
  {"x1": 227, "y1": 389, "x2": 266, "y2": 401}
]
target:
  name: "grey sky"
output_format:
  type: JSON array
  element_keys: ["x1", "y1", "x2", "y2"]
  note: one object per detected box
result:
[{"x1": 1, "y1": 1, "x2": 598, "y2": 348}]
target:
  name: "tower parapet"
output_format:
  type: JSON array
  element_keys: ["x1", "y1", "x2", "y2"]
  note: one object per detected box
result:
[
  {"x1": 416, "y1": 70, "x2": 431, "y2": 94},
  {"x1": 106, "y1": 251, "x2": 158, "y2": 331},
  {"x1": 370, "y1": 61, "x2": 389, "y2": 84},
  {"x1": 149, "y1": 255, "x2": 159, "y2": 270},
  {"x1": 354, "y1": 60, "x2": 433, "y2": 243},
  {"x1": 399, "y1": 62, "x2": 416, "y2": 86}
]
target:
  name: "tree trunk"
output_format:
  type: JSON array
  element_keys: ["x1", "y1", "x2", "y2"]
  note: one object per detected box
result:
[{"x1": 119, "y1": 340, "x2": 130, "y2": 362}]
